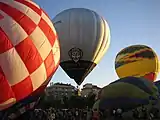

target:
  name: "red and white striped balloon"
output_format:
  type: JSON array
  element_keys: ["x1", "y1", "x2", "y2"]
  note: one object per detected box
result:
[{"x1": 0, "y1": 0, "x2": 60, "y2": 111}]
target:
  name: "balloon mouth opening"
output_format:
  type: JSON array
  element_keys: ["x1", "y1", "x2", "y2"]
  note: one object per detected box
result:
[{"x1": 60, "y1": 60, "x2": 97, "y2": 85}]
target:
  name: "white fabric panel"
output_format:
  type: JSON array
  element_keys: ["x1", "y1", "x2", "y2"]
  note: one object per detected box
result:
[
  {"x1": 1, "y1": 0, "x2": 41, "y2": 25},
  {"x1": 30, "y1": 26, "x2": 52, "y2": 60},
  {"x1": 0, "y1": 10, "x2": 28, "y2": 46},
  {"x1": 30, "y1": 63, "x2": 47, "y2": 91},
  {"x1": 0, "y1": 48, "x2": 29, "y2": 86},
  {"x1": 52, "y1": 8, "x2": 110, "y2": 64}
]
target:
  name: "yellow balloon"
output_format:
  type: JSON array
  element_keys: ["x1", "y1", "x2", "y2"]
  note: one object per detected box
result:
[{"x1": 115, "y1": 45, "x2": 159, "y2": 82}]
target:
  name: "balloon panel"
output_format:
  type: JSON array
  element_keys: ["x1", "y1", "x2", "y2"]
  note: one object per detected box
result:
[
  {"x1": 0, "y1": 0, "x2": 60, "y2": 111},
  {"x1": 101, "y1": 82, "x2": 150, "y2": 99},
  {"x1": 115, "y1": 45, "x2": 159, "y2": 81},
  {"x1": 110, "y1": 77, "x2": 154, "y2": 95},
  {"x1": 99, "y1": 97, "x2": 149, "y2": 111},
  {"x1": 100, "y1": 77, "x2": 159, "y2": 99},
  {"x1": 60, "y1": 60, "x2": 96, "y2": 85}
]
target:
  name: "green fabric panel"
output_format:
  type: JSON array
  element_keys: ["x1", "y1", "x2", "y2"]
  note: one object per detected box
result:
[{"x1": 101, "y1": 82, "x2": 150, "y2": 99}]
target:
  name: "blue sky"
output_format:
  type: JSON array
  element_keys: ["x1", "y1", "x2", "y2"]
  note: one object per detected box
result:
[{"x1": 34, "y1": 0, "x2": 160, "y2": 88}]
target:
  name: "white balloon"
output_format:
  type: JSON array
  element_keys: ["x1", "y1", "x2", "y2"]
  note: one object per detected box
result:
[
  {"x1": 53, "y1": 8, "x2": 110, "y2": 64},
  {"x1": 52, "y1": 8, "x2": 110, "y2": 85}
]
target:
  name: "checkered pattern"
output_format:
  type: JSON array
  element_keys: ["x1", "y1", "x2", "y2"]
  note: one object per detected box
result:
[{"x1": 0, "y1": 0, "x2": 60, "y2": 111}]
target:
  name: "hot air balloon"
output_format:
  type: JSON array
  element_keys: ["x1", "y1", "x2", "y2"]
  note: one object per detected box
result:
[
  {"x1": 115, "y1": 45, "x2": 159, "y2": 82},
  {"x1": 52, "y1": 8, "x2": 110, "y2": 85},
  {"x1": 99, "y1": 77, "x2": 159, "y2": 111},
  {"x1": 0, "y1": 0, "x2": 60, "y2": 116}
]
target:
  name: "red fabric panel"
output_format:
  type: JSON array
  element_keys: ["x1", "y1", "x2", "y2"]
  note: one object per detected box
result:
[
  {"x1": 15, "y1": 36, "x2": 43, "y2": 74},
  {"x1": 11, "y1": 76, "x2": 33, "y2": 101},
  {"x1": 44, "y1": 50, "x2": 55, "y2": 78},
  {"x1": 0, "y1": 66, "x2": 15, "y2": 103},
  {"x1": 0, "y1": 27, "x2": 13, "y2": 54},
  {"x1": 38, "y1": 18, "x2": 57, "y2": 47},
  {"x1": 143, "y1": 72, "x2": 156, "y2": 82}
]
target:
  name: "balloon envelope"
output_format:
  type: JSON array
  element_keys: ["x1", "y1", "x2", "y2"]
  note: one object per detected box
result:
[
  {"x1": 115, "y1": 45, "x2": 159, "y2": 81},
  {"x1": 53, "y1": 8, "x2": 110, "y2": 85},
  {"x1": 99, "y1": 77, "x2": 159, "y2": 111},
  {"x1": 0, "y1": 0, "x2": 60, "y2": 111}
]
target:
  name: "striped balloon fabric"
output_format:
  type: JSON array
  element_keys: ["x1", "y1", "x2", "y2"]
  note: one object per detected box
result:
[{"x1": 0, "y1": 0, "x2": 60, "y2": 111}]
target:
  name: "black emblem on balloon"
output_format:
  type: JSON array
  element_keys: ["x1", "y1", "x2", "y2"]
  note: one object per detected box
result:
[{"x1": 68, "y1": 47, "x2": 83, "y2": 62}]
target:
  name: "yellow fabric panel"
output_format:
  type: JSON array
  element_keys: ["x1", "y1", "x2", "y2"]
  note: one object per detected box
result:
[
  {"x1": 116, "y1": 59, "x2": 158, "y2": 78},
  {"x1": 93, "y1": 18, "x2": 110, "y2": 64},
  {"x1": 100, "y1": 82, "x2": 150, "y2": 99}
]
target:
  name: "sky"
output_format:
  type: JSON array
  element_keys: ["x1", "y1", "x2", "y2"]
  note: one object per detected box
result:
[{"x1": 33, "y1": 0, "x2": 160, "y2": 88}]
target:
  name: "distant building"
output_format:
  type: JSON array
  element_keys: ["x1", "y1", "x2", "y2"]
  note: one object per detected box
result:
[
  {"x1": 81, "y1": 83, "x2": 101, "y2": 97},
  {"x1": 45, "y1": 82, "x2": 76, "y2": 99}
]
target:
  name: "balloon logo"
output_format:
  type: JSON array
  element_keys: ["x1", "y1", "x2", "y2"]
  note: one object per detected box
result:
[
  {"x1": 0, "y1": 0, "x2": 60, "y2": 111},
  {"x1": 115, "y1": 45, "x2": 159, "y2": 82},
  {"x1": 68, "y1": 47, "x2": 83, "y2": 63}
]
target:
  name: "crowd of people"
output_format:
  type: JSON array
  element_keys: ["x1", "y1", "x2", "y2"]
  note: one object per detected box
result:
[
  {"x1": 2, "y1": 103, "x2": 159, "y2": 120},
  {"x1": 97, "y1": 105, "x2": 160, "y2": 120},
  {"x1": 21, "y1": 105, "x2": 159, "y2": 120},
  {"x1": 29, "y1": 108, "x2": 92, "y2": 120}
]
